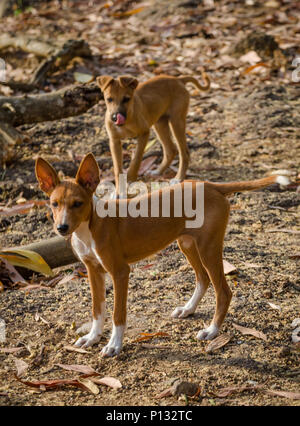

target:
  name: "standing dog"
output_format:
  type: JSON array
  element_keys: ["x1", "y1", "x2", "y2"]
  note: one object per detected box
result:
[
  {"x1": 97, "y1": 72, "x2": 210, "y2": 194},
  {"x1": 35, "y1": 153, "x2": 289, "y2": 357}
]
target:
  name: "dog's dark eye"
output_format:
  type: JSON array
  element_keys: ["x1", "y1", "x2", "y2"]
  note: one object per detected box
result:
[
  {"x1": 122, "y1": 96, "x2": 130, "y2": 103},
  {"x1": 107, "y1": 97, "x2": 113, "y2": 103},
  {"x1": 72, "y1": 201, "x2": 83, "y2": 208},
  {"x1": 52, "y1": 201, "x2": 58, "y2": 208}
]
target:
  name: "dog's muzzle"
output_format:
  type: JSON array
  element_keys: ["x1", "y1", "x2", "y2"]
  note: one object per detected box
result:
[{"x1": 111, "y1": 112, "x2": 126, "y2": 126}]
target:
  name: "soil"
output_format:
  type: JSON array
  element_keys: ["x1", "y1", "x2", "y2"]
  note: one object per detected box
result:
[{"x1": 0, "y1": 0, "x2": 299, "y2": 407}]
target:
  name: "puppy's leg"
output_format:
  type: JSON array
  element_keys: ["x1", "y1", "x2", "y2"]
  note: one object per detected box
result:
[
  {"x1": 169, "y1": 117, "x2": 190, "y2": 182},
  {"x1": 127, "y1": 131, "x2": 150, "y2": 182},
  {"x1": 109, "y1": 136, "x2": 123, "y2": 194},
  {"x1": 172, "y1": 235, "x2": 210, "y2": 318},
  {"x1": 101, "y1": 264, "x2": 130, "y2": 357},
  {"x1": 75, "y1": 262, "x2": 106, "y2": 348},
  {"x1": 150, "y1": 117, "x2": 177, "y2": 176},
  {"x1": 197, "y1": 245, "x2": 232, "y2": 340}
]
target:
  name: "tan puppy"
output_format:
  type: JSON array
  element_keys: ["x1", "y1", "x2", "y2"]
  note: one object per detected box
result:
[
  {"x1": 97, "y1": 72, "x2": 210, "y2": 194},
  {"x1": 35, "y1": 153, "x2": 289, "y2": 357}
]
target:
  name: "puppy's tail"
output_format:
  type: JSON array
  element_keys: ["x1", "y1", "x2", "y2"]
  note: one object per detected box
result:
[
  {"x1": 208, "y1": 175, "x2": 290, "y2": 196},
  {"x1": 179, "y1": 69, "x2": 210, "y2": 91}
]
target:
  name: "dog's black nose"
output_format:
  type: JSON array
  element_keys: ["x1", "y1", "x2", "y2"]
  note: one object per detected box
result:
[
  {"x1": 57, "y1": 223, "x2": 69, "y2": 234},
  {"x1": 111, "y1": 113, "x2": 117, "y2": 122}
]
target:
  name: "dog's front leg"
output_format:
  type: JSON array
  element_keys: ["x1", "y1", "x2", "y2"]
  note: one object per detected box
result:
[
  {"x1": 75, "y1": 261, "x2": 106, "y2": 348},
  {"x1": 127, "y1": 131, "x2": 149, "y2": 183},
  {"x1": 109, "y1": 136, "x2": 123, "y2": 195},
  {"x1": 101, "y1": 264, "x2": 130, "y2": 357}
]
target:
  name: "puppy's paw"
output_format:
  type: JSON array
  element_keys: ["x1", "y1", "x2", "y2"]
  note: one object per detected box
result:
[
  {"x1": 171, "y1": 306, "x2": 194, "y2": 319},
  {"x1": 196, "y1": 324, "x2": 219, "y2": 341},
  {"x1": 74, "y1": 332, "x2": 101, "y2": 348},
  {"x1": 101, "y1": 343, "x2": 122, "y2": 357}
]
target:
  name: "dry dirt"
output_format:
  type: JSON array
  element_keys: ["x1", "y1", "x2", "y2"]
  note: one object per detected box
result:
[{"x1": 0, "y1": 0, "x2": 299, "y2": 407}]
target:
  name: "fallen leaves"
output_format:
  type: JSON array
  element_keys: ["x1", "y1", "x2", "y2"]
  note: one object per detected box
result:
[
  {"x1": 232, "y1": 323, "x2": 267, "y2": 341},
  {"x1": 205, "y1": 334, "x2": 231, "y2": 353},
  {"x1": 13, "y1": 361, "x2": 122, "y2": 395},
  {"x1": 133, "y1": 331, "x2": 170, "y2": 343},
  {"x1": 0, "y1": 249, "x2": 53, "y2": 276}
]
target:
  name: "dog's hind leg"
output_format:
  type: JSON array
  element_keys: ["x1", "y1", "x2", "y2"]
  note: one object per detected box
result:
[
  {"x1": 172, "y1": 235, "x2": 210, "y2": 319},
  {"x1": 150, "y1": 116, "x2": 177, "y2": 176}
]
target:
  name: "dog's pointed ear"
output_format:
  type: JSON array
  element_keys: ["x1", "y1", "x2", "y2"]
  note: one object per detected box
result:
[
  {"x1": 76, "y1": 153, "x2": 100, "y2": 193},
  {"x1": 96, "y1": 75, "x2": 114, "y2": 92},
  {"x1": 35, "y1": 157, "x2": 60, "y2": 196},
  {"x1": 118, "y1": 75, "x2": 139, "y2": 90}
]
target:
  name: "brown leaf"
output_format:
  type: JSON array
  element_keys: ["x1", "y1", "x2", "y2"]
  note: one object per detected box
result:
[
  {"x1": 14, "y1": 374, "x2": 98, "y2": 394},
  {"x1": 155, "y1": 387, "x2": 173, "y2": 399},
  {"x1": 0, "y1": 200, "x2": 48, "y2": 216},
  {"x1": 77, "y1": 377, "x2": 99, "y2": 395},
  {"x1": 90, "y1": 376, "x2": 122, "y2": 389},
  {"x1": 134, "y1": 332, "x2": 170, "y2": 342},
  {"x1": 55, "y1": 363, "x2": 96, "y2": 375},
  {"x1": 63, "y1": 345, "x2": 89, "y2": 354},
  {"x1": 205, "y1": 333, "x2": 231, "y2": 353},
  {"x1": 233, "y1": 323, "x2": 267, "y2": 341},
  {"x1": 264, "y1": 390, "x2": 300, "y2": 400},
  {"x1": 138, "y1": 156, "x2": 158, "y2": 175},
  {"x1": 213, "y1": 384, "x2": 263, "y2": 398}
]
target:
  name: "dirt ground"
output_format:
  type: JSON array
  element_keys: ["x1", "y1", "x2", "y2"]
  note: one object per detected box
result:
[{"x1": 0, "y1": 0, "x2": 299, "y2": 407}]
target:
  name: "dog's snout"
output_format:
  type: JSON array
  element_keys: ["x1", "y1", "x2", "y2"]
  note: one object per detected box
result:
[
  {"x1": 111, "y1": 113, "x2": 118, "y2": 122},
  {"x1": 57, "y1": 223, "x2": 69, "y2": 234}
]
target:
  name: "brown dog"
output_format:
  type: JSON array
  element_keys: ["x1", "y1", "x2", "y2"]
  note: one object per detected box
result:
[
  {"x1": 97, "y1": 72, "x2": 210, "y2": 194},
  {"x1": 35, "y1": 153, "x2": 289, "y2": 357}
]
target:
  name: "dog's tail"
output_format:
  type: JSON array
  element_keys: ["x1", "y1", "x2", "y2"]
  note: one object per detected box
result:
[
  {"x1": 179, "y1": 69, "x2": 210, "y2": 91},
  {"x1": 208, "y1": 175, "x2": 290, "y2": 196}
]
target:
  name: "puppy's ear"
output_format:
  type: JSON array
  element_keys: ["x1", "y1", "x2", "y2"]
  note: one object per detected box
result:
[
  {"x1": 118, "y1": 75, "x2": 139, "y2": 90},
  {"x1": 96, "y1": 75, "x2": 114, "y2": 92},
  {"x1": 35, "y1": 158, "x2": 60, "y2": 196},
  {"x1": 76, "y1": 153, "x2": 100, "y2": 193}
]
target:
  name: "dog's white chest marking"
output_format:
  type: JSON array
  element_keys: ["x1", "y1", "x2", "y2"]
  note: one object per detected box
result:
[{"x1": 72, "y1": 221, "x2": 104, "y2": 267}]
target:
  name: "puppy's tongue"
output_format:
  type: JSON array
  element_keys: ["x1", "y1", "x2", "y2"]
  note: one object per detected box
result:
[{"x1": 116, "y1": 113, "x2": 126, "y2": 125}]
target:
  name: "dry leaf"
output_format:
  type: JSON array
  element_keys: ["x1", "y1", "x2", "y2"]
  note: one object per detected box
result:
[
  {"x1": 223, "y1": 259, "x2": 237, "y2": 274},
  {"x1": 213, "y1": 384, "x2": 263, "y2": 398},
  {"x1": 264, "y1": 389, "x2": 300, "y2": 400},
  {"x1": 73, "y1": 72, "x2": 93, "y2": 83},
  {"x1": 134, "y1": 332, "x2": 170, "y2": 342},
  {"x1": 233, "y1": 323, "x2": 267, "y2": 341},
  {"x1": 90, "y1": 376, "x2": 122, "y2": 389},
  {"x1": 63, "y1": 345, "x2": 89, "y2": 354},
  {"x1": 14, "y1": 358, "x2": 29, "y2": 377},
  {"x1": 138, "y1": 156, "x2": 158, "y2": 175},
  {"x1": 267, "y1": 302, "x2": 282, "y2": 311},
  {"x1": 55, "y1": 363, "x2": 96, "y2": 375},
  {"x1": 0, "y1": 249, "x2": 53, "y2": 276},
  {"x1": 77, "y1": 377, "x2": 99, "y2": 395},
  {"x1": 155, "y1": 387, "x2": 173, "y2": 399},
  {"x1": 0, "y1": 200, "x2": 48, "y2": 216},
  {"x1": 205, "y1": 333, "x2": 231, "y2": 353}
]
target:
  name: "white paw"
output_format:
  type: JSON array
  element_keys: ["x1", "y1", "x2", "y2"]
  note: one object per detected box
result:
[
  {"x1": 74, "y1": 332, "x2": 101, "y2": 348},
  {"x1": 196, "y1": 324, "x2": 219, "y2": 341},
  {"x1": 101, "y1": 343, "x2": 122, "y2": 357},
  {"x1": 171, "y1": 306, "x2": 194, "y2": 319}
]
